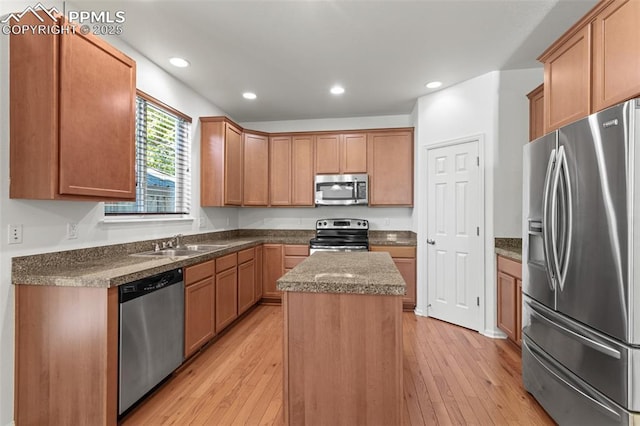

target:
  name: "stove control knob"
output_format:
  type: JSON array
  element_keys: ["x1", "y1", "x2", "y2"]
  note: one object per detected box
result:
[{"x1": 323, "y1": 221, "x2": 327, "y2": 226}]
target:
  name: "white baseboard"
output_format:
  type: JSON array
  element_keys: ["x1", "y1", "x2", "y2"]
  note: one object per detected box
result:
[
  {"x1": 482, "y1": 328, "x2": 507, "y2": 339},
  {"x1": 414, "y1": 307, "x2": 428, "y2": 317}
]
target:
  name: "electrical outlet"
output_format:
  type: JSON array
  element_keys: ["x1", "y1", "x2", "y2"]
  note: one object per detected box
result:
[
  {"x1": 384, "y1": 218, "x2": 390, "y2": 226},
  {"x1": 8, "y1": 224, "x2": 23, "y2": 244},
  {"x1": 199, "y1": 216, "x2": 206, "y2": 229},
  {"x1": 67, "y1": 223, "x2": 79, "y2": 239}
]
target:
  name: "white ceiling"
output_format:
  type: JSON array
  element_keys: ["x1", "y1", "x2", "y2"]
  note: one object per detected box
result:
[{"x1": 80, "y1": 0, "x2": 597, "y2": 122}]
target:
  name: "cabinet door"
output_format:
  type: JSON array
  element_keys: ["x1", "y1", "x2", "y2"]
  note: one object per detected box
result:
[
  {"x1": 315, "y1": 134, "x2": 341, "y2": 174},
  {"x1": 341, "y1": 133, "x2": 367, "y2": 173},
  {"x1": 200, "y1": 120, "x2": 225, "y2": 206},
  {"x1": 291, "y1": 135, "x2": 315, "y2": 206},
  {"x1": 184, "y1": 278, "x2": 215, "y2": 358},
  {"x1": 592, "y1": 0, "x2": 640, "y2": 112},
  {"x1": 527, "y1": 84, "x2": 545, "y2": 142},
  {"x1": 255, "y1": 245, "x2": 264, "y2": 303},
  {"x1": 243, "y1": 133, "x2": 269, "y2": 206},
  {"x1": 216, "y1": 268, "x2": 238, "y2": 332},
  {"x1": 497, "y1": 271, "x2": 518, "y2": 342},
  {"x1": 543, "y1": 25, "x2": 591, "y2": 133},
  {"x1": 270, "y1": 136, "x2": 291, "y2": 205},
  {"x1": 224, "y1": 122, "x2": 243, "y2": 205},
  {"x1": 238, "y1": 259, "x2": 255, "y2": 315},
  {"x1": 394, "y1": 258, "x2": 416, "y2": 310},
  {"x1": 262, "y1": 244, "x2": 284, "y2": 302},
  {"x1": 58, "y1": 27, "x2": 136, "y2": 199},
  {"x1": 367, "y1": 131, "x2": 414, "y2": 206}
]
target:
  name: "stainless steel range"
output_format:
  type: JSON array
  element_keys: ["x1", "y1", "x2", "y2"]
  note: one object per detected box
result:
[{"x1": 309, "y1": 218, "x2": 369, "y2": 254}]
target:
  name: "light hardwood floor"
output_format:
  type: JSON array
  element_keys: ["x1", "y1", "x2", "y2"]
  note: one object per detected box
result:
[{"x1": 122, "y1": 305, "x2": 554, "y2": 425}]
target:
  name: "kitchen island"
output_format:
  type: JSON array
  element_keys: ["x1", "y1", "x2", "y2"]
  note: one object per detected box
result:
[{"x1": 277, "y1": 251, "x2": 405, "y2": 426}]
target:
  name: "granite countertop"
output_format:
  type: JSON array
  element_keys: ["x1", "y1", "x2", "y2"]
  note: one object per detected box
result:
[
  {"x1": 12, "y1": 230, "x2": 416, "y2": 288},
  {"x1": 276, "y1": 251, "x2": 406, "y2": 296},
  {"x1": 495, "y1": 238, "x2": 522, "y2": 261}
]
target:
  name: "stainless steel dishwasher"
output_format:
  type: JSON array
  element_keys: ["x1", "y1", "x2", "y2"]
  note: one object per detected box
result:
[{"x1": 119, "y1": 268, "x2": 184, "y2": 415}]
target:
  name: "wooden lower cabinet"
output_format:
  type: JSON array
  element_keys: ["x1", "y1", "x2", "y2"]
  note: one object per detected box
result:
[
  {"x1": 370, "y1": 245, "x2": 417, "y2": 311},
  {"x1": 184, "y1": 260, "x2": 216, "y2": 358},
  {"x1": 283, "y1": 291, "x2": 403, "y2": 424},
  {"x1": 237, "y1": 248, "x2": 256, "y2": 315},
  {"x1": 284, "y1": 244, "x2": 309, "y2": 272},
  {"x1": 216, "y1": 253, "x2": 238, "y2": 332},
  {"x1": 255, "y1": 245, "x2": 263, "y2": 303},
  {"x1": 262, "y1": 244, "x2": 284, "y2": 303},
  {"x1": 496, "y1": 255, "x2": 522, "y2": 345},
  {"x1": 15, "y1": 285, "x2": 119, "y2": 426}
]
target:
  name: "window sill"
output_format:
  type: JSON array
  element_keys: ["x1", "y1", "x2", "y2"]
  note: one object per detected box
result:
[{"x1": 101, "y1": 215, "x2": 195, "y2": 225}]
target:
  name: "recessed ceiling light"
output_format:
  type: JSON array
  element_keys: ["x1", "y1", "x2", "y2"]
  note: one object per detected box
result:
[
  {"x1": 169, "y1": 57, "x2": 190, "y2": 68},
  {"x1": 330, "y1": 86, "x2": 345, "y2": 95},
  {"x1": 425, "y1": 81, "x2": 442, "y2": 89},
  {"x1": 243, "y1": 92, "x2": 257, "y2": 100}
]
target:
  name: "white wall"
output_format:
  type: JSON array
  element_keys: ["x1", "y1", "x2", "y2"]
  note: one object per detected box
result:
[
  {"x1": 413, "y1": 69, "x2": 542, "y2": 338},
  {"x1": 239, "y1": 207, "x2": 413, "y2": 230},
  {"x1": 495, "y1": 68, "x2": 542, "y2": 236},
  {"x1": 0, "y1": 3, "x2": 234, "y2": 422}
]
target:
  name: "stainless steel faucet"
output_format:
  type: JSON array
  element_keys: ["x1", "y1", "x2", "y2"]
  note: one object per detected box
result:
[{"x1": 168, "y1": 234, "x2": 183, "y2": 249}]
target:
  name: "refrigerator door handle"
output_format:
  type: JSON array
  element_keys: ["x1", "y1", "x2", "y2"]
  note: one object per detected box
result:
[
  {"x1": 557, "y1": 147, "x2": 573, "y2": 292},
  {"x1": 542, "y1": 148, "x2": 557, "y2": 290},
  {"x1": 550, "y1": 147, "x2": 564, "y2": 290}
]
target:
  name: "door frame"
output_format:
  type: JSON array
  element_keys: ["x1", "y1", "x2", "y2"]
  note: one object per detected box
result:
[{"x1": 416, "y1": 134, "x2": 486, "y2": 333}]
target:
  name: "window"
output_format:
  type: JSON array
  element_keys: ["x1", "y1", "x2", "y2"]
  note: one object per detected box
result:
[{"x1": 105, "y1": 91, "x2": 191, "y2": 215}]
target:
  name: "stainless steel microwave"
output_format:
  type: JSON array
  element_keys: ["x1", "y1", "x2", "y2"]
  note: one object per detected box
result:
[{"x1": 315, "y1": 174, "x2": 368, "y2": 206}]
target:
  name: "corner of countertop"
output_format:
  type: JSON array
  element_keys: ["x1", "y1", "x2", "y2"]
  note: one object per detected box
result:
[{"x1": 494, "y1": 237, "x2": 522, "y2": 262}]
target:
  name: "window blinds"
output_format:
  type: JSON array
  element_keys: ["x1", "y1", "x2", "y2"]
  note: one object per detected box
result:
[{"x1": 105, "y1": 96, "x2": 191, "y2": 215}]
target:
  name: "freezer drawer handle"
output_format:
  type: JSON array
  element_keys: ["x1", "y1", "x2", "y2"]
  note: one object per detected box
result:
[{"x1": 528, "y1": 303, "x2": 621, "y2": 359}]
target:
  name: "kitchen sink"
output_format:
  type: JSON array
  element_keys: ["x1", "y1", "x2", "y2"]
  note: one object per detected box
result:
[
  {"x1": 184, "y1": 244, "x2": 228, "y2": 251},
  {"x1": 132, "y1": 244, "x2": 228, "y2": 258}
]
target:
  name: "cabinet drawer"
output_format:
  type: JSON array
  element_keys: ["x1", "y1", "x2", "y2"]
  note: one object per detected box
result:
[
  {"x1": 497, "y1": 255, "x2": 522, "y2": 279},
  {"x1": 185, "y1": 260, "x2": 215, "y2": 286},
  {"x1": 216, "y1": 253, "x2": 238, "y2": 273},
  {"x1": 370, "y1": 245, "x2": 416, "y2": 258},
  {"x1": 284, "y1": 245, "x2": 309, "y2": 256},
  {"x1": 284, "y1": 256, "x2": 307, "y2": 270},
  {"x1": 237, "y1": 247, "x2": 255, "y2": 264}
]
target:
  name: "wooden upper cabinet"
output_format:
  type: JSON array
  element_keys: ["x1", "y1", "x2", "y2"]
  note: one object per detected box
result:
[
  {"x1": 527, "y1": 84, "x2": 545, "y2": 141},
  {"x1": 269, "y1": 135, "x2": 315, "y2": 206},
  {"x1": 315, "y1": 134, "x2": 341, "y2": 174},
  {"x1": 243, "y1": 132, "x2": 269, "y2": 206},
  {"x1": 224, "y1": 123, "x2": 243, "y2": 205},
  {"x1": 315, "y1": 133, "x2": 367, "y2": 174},
  {"x1": 10, "y1": 14, "x2": 136, "y2": 200},
  {"x1": 201, "y1": 118, "x2": 243, "y2": 206},
  {"x1": 367, "y1": 130, "x2": 414, "y2": 206},
  {"x1": 270, "y1": 136, "x2": 292, "y2": 206},
  {"x1": 291, "y1": 135, "x2": 315, "y2": 206},
  {"x1": 541, "y1": 24, "x2": 591, "y2": 133},
  {"x1": 341, "y1": 133, "x2": 367, "y2": 174},
  {"x1": 592, "y1": 0, "x2": 640, "y2": 112}
]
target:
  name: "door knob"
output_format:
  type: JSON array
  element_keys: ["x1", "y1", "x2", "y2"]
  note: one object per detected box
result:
[{"x1": 427, "y1": 239, "x2": 436, "y2": 245}]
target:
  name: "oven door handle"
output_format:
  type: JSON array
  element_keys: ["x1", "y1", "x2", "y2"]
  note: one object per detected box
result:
[{"x1": 352, "y1": 178, "x2": 358, "y2": 204}]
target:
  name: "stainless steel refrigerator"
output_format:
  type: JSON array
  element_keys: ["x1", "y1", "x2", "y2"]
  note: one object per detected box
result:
[{"x1": 523, "y1": 98, "x2": 640, "y2": 425}]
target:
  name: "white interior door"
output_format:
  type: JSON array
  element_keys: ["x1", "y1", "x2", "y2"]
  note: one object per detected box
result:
[{"x1": 426, "y1": 140, "x2": 481, "y2": 331}]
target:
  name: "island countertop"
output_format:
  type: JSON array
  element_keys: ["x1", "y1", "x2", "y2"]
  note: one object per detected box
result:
[{"x1": 276, "y1": 251, "x2": 406, "y2": 296}]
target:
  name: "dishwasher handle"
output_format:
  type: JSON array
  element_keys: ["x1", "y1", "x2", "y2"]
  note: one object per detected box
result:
[{"x1": 119, "y1": 268, "x2": 183, "y2": 303}]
